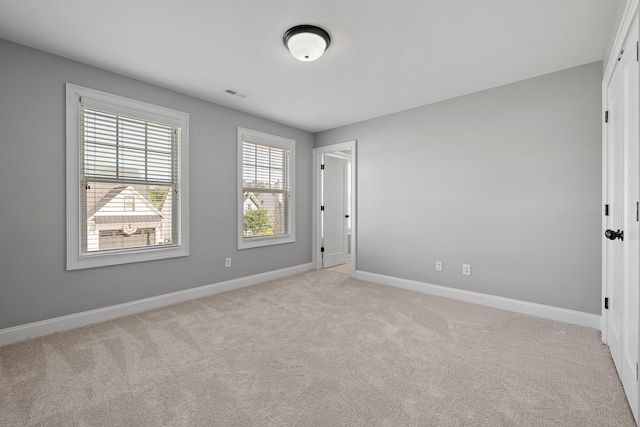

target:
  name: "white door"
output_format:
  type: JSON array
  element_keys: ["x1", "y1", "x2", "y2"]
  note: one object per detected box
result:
[
  {"x1": 604, "y1": 19, "x2": 639, "y2": 421},
  {"x1": 322, "y1": 154, "x2": 349, "y2": 268}
]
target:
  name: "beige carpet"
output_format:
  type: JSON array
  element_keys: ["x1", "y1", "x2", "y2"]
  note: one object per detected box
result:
[
  {"x1": 326, "y1": 261, "x2": 352, "y2": 275},
  {"x1": 0, "y1": 270, "x2": 635, "y2": 426}
]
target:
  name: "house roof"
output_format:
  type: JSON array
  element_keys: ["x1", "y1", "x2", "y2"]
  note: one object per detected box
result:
[
  {"x1": 244, "y1": 193, "x2": 262, "y2": 209},
  {"x1": 87, "y1": 186, "x2": 127, "y2": 219},
  {"x1": 87, "y1": 185, "x2": 165, "y2": 222}
]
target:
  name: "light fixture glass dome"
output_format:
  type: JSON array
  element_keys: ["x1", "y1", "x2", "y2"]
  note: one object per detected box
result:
[{"x1": 283, "y1": 25, "x2": 331, "y2": 62}]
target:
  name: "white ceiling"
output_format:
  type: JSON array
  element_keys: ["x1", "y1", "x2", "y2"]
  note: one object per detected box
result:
[{"x1": 0, "y1": 0, "x2": 623, "y2": 133}]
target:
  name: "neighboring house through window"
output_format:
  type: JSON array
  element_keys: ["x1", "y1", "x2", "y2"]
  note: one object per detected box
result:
[
  {"x1": 238, "y1": 127, "x2": 295, "y2": 249},
  {"x1": 66, "y1": 84, "x2": 189, "y2": 270}
]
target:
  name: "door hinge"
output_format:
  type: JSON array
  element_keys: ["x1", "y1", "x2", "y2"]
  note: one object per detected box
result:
[
  {"x1": 618, "y1": 48, "x2": 625, "y2": 61},
  {"x1": 636, "y1": 202, "x2": 639, "y2": 222},
  {"x1": 636, "y1": 41, "x2": 638, "y2": 61},
  {"x1": 605, "y1": 297, "x2": 609, "y2": 310},
  {"x1": 320, "y1": 247, "x2": 325, "y2": 253},
  {"x1": 320, "y1": 164, "x2": 325, "y2": 170},
  {"x1": 321, "y1": 206, "x2": 325, "y2": 211},
  {"x1": 605, "y1": 204, "x2": 609, "y2": 216},
  {"x1": 605, "y1": 111, "x2": 609, "y2": 123}
]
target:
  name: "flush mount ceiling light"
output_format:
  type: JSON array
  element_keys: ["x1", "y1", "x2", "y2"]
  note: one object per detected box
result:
[{"x1": 283, "y1": 25, "x2": 331, "y2": 62}]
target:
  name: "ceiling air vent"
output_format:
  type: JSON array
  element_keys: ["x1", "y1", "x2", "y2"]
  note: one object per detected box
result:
[{"x1": 225, "y1": 89, "x2": 248, "y2": 99}]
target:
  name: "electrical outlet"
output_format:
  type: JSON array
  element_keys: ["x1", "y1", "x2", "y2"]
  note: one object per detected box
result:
[
  {"x1": 225, "y1": 257, "x2": 231, "y2": 268},
  {"x1": 435, "y1": 261, "x2": 443, "y2": 271},
  {"x1": 463, "y1": 264, "x2": 471, "y2": 276}
]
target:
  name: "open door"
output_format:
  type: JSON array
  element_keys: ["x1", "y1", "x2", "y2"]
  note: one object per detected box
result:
[{"x1": 313, "y1": 141, "x2": 357, "y2": 275}]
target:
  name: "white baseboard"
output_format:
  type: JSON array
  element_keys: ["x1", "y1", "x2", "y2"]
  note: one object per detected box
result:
[
  {"x1": 356, "y1": 271, "x2": 601, "y2": 330},
  {"x1": 0, "y1": 263, "x2": 314, "y2": 347}
]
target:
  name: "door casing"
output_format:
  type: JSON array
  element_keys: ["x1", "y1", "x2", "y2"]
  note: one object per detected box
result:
[{"x1": 313, "y1": 141, "x2": 357, "y2": 275}]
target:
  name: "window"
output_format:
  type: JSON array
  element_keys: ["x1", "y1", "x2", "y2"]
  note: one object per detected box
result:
[
  {"x1": 66, "y1": 84, "x2": 189, "y2": 270},
  {"x1": 238, "y1": 128, "x2": 295, "y2": 249},
  {"x1": 124, "y1": 196, "x2": 136, "y2": 212}
]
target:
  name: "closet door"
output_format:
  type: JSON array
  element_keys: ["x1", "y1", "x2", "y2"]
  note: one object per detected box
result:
[{"x1": 604, "y1": 17, "x2": 639, "y2": 422}]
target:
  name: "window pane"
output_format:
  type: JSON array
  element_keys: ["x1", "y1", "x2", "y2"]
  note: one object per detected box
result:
[
  {"x1": 241, "y1": 147, "x2": 290, "y2": 234},
  {"x1": 84, "y1": 182, "x2": 174, "y2": 253},
  {"x1": 124, "y1": 195, "x2": 135, "y2": 212},
  {"x1": 256, "y1": 167, "x2": 270, "y2": 189},
  {"x1": 243, "y1": 191, "x2": 286, "y2": 237},
  {"x1": 84, "y1": 142, "x2": 117, "y2": 178},
  {"x1": 81, "y1": 107, "x2": 175, "y2": 184},
  {"x1": 147, "y1": 152, "x2": 173, "y2": 182},
  {"x1": 243, "y1": 143, "x2": 255, "y2": 165},
  {"x1": 119, "y1": 147, "x2": 147, "y2": 180},
  {"x1": 80, "y1": 106, "x2": 178, "y2": 254},
  {"x1": 238, "y1": 129, "x2": 294, "y2": 248},
  {"x1": 243, "y1": 165, "x2": 256, "y2": 188}
]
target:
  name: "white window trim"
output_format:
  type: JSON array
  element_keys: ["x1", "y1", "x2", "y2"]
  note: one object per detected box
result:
[
  {"x1": 238, "y1": 127, "x2": 295, "y2": 249},
  {"x1": 66, "y1": 83, "x2": 189, "y2": 270}
]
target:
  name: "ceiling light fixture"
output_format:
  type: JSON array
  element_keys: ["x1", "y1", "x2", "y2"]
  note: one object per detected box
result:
[{"x1": 283, "y1": 25, "x2": 331, "y2": 62}]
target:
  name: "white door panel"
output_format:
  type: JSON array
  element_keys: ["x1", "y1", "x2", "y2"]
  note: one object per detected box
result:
[
  {"x1": 605, "y1": 18, "x2": 639, "y2": 421},
  {"x1": 322, "y1": 155, "x2": 349, "y2": 268}
]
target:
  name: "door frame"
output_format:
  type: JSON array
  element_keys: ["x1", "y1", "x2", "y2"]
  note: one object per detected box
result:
[{"x1": 313, "y1": 141, "x2": 357, "y2": 275}]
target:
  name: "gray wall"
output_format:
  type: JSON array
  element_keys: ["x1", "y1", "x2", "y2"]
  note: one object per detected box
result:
[
  {"x1": 316, "y1": 62, "x2": 603, "y2": 314},
  {"x1": 0, "y1": 39, "x2": 313, "y2": 329},
  {"x1": 0, "y1": 36, "x2": 604, "y2": 329}
]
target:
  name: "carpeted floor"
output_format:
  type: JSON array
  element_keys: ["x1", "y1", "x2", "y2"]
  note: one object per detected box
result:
[{"x1": 0, "y1": 270, "x2": 635, "y2": 426}]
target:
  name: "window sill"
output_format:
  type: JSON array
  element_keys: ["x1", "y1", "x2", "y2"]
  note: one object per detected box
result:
[
  {"x1": 238, "y1": 234, "x2": 295, "y2": 250},
  {"x1": 67, "y1": 245, "x2": 189, "y2": 270}
]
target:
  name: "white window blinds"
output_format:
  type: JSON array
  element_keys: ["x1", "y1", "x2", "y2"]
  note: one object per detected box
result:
[
  {"x1": 81, "y1": 106, "x2": 177, "y2": 184},
  {"x1": 238, "y1": 128, "x2": 295, "y2": 249},
  {"x1": 79, "y1": 102, "x2": 180, "y2": 254}
]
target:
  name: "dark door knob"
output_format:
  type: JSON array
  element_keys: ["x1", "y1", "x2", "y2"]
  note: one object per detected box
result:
[{"x1": 605, "y1": 229, "x2": 624, "y2": 241}]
